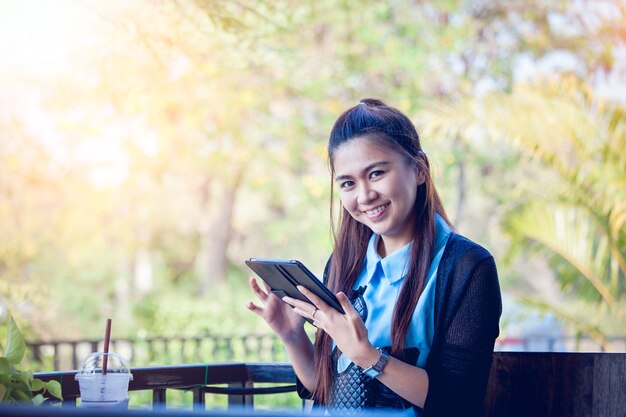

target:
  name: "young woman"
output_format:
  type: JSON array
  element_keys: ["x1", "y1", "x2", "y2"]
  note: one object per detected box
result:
[{"x1": 248, "y1": 99, "x2": 502, "y2": 416}]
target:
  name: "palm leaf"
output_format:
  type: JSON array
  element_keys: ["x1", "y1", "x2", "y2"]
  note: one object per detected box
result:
[
  {"x1": 506, "y1": 203, "x2": 626, "y2": 326},
  {"x1": 422, "y1": 76, "x2": 626, "y2": 340}
]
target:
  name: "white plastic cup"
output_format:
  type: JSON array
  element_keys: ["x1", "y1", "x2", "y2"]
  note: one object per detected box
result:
[
  {"x1": 75, "y1": 352, "x2": 133, "y2": 408},
  {"x1": 76, "y1": 373, "x2": 132, "y2": 407}
]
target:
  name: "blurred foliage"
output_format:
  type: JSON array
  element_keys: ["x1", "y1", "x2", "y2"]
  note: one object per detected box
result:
[
  {"x1": 423, "y1": 77, "x2": 626, "y2": 345},
  {"x1": 494, "y1": 80, "x2": 626, "y2": 344},
  {"x1": 0, "y1": 0, "x2": 625, "y2": 387}
]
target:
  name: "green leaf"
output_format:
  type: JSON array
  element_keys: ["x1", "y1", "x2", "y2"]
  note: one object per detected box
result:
[
  {"x1": 1, "y1": 386, "x2": 12, "y2": 404},
  {"x1": 9, "y1": 374, "x2": 31, "y2": 393},
  {"x1": 32, "y1": 393, "x2": 45, "y2": 406},
  {"x1": 0, "y1": 358, "x2": 10, "y2": 374},
  {"x1": 14, "y1": 371, "x2": 32, "y2": 393},
  {"x1": 506, "y1": 203, "x2": 626, "y2": 326},
  {"x1": 45, "y1": 380, "x2": 63, "y2": 401},
  {"x1": 31, "y1": 378, "x2": 44, "y2": 392},
  {"x1": 0, "y1": 384, "x2": 6, "y2": 402},
  {"x1": 13, "y1": 388, "x2": 30, "y2": 402},
  {"x1": 4, "y1": 317, "x2": 26, "y2": 366},
  {"x1": 21, "y1": 370, "x2": 33, "y2": 384}
]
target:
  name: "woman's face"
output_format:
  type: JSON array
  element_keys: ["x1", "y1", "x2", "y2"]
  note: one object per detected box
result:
[{"x1": 332, "y1": 136, "x2": 425, "y2": 257}]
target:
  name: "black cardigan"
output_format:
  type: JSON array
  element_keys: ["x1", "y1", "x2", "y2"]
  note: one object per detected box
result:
[
  {"x1": 297, "y1": 233, "x2": 502, "y2": 417},
  {"x1": 422, "y1": 233, "x2": 502, "y2": 416}
]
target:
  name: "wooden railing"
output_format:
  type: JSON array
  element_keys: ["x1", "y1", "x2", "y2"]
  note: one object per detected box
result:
[
  {"x1": 29, "y1": 352, "x2": 626, "y2": 417},
  {"x1": 27, "y1": 334, "x2": 285, "y2": 371},
  {"x1": 34, "y1": 362, "x2": 298, "y2": 410},
  {"x1": 28, "y1": 334, "x2": 626, "y2": 372}
]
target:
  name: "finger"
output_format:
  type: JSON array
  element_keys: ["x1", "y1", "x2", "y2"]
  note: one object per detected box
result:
[
  {"x1": 246, "y1": 301, "x2": 263, "y2": 315},
  {"x1": 249, "y1": 278, "x2": 269, "y2": 301},
  {"x1": 281, "y1": 296, "x2": 318, "y2": 318},
  {"x1": 291, "y1": 305, "x2": 316, "y2": 320},
  {"x1": 249, "y1": 277, "x2": 265, "y2": 293},
  {"x1": 336, "y1": 292, "x2": 359, "y2": 318},
  {"x1": 282, "y1": 296, "x2": 315, "y2": 312},
  {"x1": 282, "y1": 296, "x2": 296, "y2": 307},
  {"x1": 296, "y1": 285, "x2": 326, "y2": 310}
]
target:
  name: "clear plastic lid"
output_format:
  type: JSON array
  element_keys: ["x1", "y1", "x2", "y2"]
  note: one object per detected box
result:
[{"x1": 75, "y1": 352, "x2": 132, "y2": 378}]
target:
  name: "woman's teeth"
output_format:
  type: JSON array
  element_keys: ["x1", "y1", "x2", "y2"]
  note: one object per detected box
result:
[{"x1": 365, "y1": 204, "x2": 388, "y2": 215}]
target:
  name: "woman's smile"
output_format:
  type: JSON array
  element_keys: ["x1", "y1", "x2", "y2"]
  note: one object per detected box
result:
[{"x1": 363, "y1": 203, "x2": 389, "y2": 219}]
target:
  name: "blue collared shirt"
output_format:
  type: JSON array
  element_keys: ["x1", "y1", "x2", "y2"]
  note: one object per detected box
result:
[{"x1": 337, "y1": 213, "x2": 452, "y2": 372}]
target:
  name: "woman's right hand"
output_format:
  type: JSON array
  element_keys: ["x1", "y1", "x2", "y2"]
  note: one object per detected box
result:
[{"x1": 247, "y1": 277, "x2": 306, "y2": 342}]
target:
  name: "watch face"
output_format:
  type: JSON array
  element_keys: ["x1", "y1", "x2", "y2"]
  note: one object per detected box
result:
[
  {"x1": 362, "y1": 348, "x2": 389, "y2": 379},
  {"x1": 363, "y1": 367, "x2": 381, "y2": 379}
]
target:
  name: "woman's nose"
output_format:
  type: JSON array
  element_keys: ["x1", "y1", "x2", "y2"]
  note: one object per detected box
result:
[{"x1": 357, "y1": 185, "x2": 377, "y2": 205}]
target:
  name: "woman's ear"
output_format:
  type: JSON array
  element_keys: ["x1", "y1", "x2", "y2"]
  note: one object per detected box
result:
[
  {"x1": 414, "y1": 151, "x2": 427, "y2": 186},
  {"x1": 415, "y1": 168, "x2": 426, "y2": 186}
]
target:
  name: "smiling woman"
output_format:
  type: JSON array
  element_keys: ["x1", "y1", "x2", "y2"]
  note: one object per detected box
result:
[{"x1": 248, "y1": 98, "x2": 502, "y2": 416}]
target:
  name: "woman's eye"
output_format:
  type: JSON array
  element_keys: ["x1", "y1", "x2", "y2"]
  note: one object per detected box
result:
[
  {"x1": 369, "y1": 170, "x2": 384, "y2": 179},
  {"x1": 340, "y1": 181, "x2": 354, "y2": 189}
]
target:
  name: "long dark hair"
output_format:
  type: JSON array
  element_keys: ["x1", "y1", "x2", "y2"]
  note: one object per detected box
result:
[{"x1": 312, "y1": 98, "x2": 453, "y2": 404}]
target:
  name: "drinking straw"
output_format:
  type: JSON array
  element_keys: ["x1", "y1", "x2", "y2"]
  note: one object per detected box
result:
[{"x1": 103, "y1": 318, "x2": 112, "y2": 375}]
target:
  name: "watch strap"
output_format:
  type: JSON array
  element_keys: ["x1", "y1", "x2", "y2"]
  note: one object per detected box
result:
[{"x1": 362, "y1": 348, "x2": 389, "y2": 379}]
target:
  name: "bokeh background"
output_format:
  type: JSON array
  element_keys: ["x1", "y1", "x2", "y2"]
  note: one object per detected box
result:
[{"x1": 1, "y1": 0, "x2": 625, "y2": 373}]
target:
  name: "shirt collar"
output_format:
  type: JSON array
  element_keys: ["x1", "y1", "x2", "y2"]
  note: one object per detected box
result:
[
  {"x1": 434, "y1": 213, "x2": 452, "y2": 253},
  {"x1": 358, "y1": 213, "x2": 452, "y2": 285}
]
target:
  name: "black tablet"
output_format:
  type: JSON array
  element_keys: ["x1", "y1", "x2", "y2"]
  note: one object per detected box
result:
[{"x1": 245, "y1": 258, "x2": 345, "y2": 322}]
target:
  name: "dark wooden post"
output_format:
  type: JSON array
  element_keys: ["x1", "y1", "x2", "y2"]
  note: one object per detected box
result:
[
  {"x1": 227, "y1": 381, "x2": 254, "y2": 409},
  {"x1": 152, "y1": 388, "x2": 166, "y2": 406},
  {"x1": 52, "y1": 344, "x2": 59, "y2": 371},
  {"x1": 71, "y1": 342, "x2": 78, "y2": 370},
  {"x1": 192, "y1": 388, "x2": 205, "y2": 411}
]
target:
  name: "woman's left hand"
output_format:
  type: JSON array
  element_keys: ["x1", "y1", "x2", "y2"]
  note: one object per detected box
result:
[{"x1": 282, "y1": 286, "x2": 379, "y2": 368}]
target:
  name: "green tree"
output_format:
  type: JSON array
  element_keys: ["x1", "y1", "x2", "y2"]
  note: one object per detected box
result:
[
  {"x1": 424, "y1": 77, "x2": 626, "y2": 344},
  {"x1": 1, "y1": 0, "x2": 624, "y2": 351},
  {"x1": 494, "y1": 79, "x2": 626, "y2": 344}
]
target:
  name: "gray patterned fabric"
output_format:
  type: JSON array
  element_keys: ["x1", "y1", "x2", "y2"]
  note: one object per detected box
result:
[{"x1": 328, "y1": 347, "x2": 419, "y2": 414}]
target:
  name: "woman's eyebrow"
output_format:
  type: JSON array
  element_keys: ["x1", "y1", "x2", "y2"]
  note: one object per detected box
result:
[{"x1": 334, "y1": 161, "x2": 391, "y2": 182}]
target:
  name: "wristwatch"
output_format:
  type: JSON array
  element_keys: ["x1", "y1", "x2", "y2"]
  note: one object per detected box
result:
[{"x1": 362, "y1": 348, "x2": 389, "y2": 379}]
